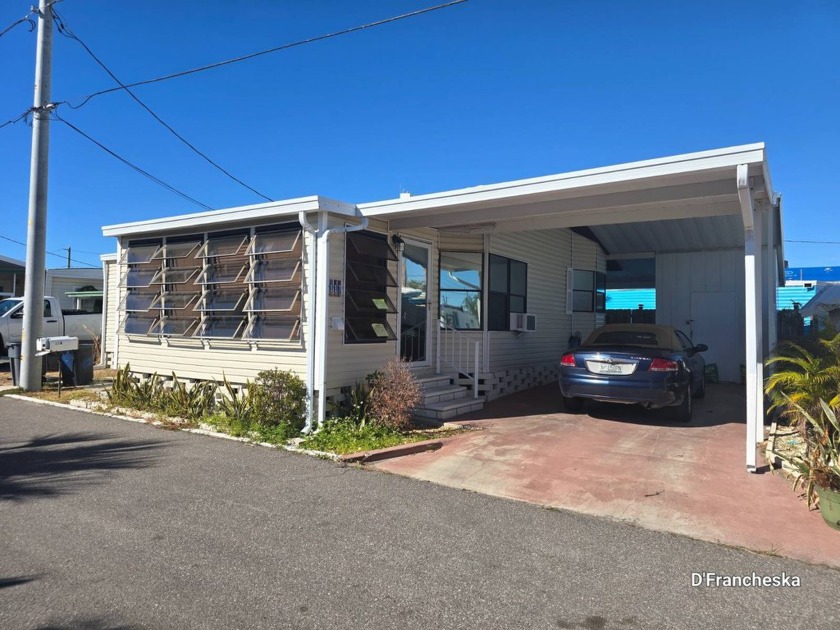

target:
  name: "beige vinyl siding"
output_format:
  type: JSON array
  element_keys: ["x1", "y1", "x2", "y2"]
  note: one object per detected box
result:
[
  {"x1": 325, "y1": 222, "x2": 398, "y2": 392},
  {"x1": 438, "y1": 232, "x2": 483, "y2": 252},
  {"x1": 103, "y1": 259, "x2": 119, "y2": 366},
  {"x1": 114, "y1": 226, "x2": 313, "y2": 385},
  {"x1": 117, "y1": 339, "x2": 306, "y2": 383},
  {"x1": 324, "y1": 226, "x2": 443, "y2": 393},
  {"x1": 486, "y1": 229, "x2": 604, "y2": 371}
]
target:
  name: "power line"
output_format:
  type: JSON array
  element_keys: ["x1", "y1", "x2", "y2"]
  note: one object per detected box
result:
[
  {"x1": 53, "y1": 111, "x2": 213, "y2": 211},
  {"x1": 0, "y1": 109, "x2": 31, "y2": 130},
  {"x1": 0, "y1": 234, "x2": 98, "y2": 268},
  {"x1": 51, "y1": 7, "x2": 274, "y2": 203},
  {"x1": 61, "y1": 0, "x2": 468, "y2": 109},
  {"x1": 0, "y1": 9, "x2": 35, "y2": 40},
  {"x1": 785, "y1": 240, "x2": 840, "y2": 245}
]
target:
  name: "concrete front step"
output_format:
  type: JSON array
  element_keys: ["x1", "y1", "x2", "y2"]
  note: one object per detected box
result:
[
  {"x1": 414, "y1": 397, "x2": 484, "y2": 421},
  {"x1": 420, "y1": 384, "x2": 469, "y2": 406},
  {"x1": 414, "y1": 373, "x2": 457, "y2": 392}
]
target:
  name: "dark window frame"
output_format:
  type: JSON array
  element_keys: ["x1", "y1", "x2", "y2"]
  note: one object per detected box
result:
[
  {"x1": 488, "y1": 254, "x2": 527, "y2": 331},
  {"x1": 344, "y1": 230, "x2": 397, "y2": 344},
  {"x1": 571, "y1": 269, "x2": 607, "y2": 314}
]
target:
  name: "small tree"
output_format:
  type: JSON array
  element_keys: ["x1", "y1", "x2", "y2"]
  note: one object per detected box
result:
[
  {"x1": 368, "y1": 358, "x2": 421, "y2": 431},
  {"x1": 250, "y1": 368, "x2": 307, "y2": 435}
]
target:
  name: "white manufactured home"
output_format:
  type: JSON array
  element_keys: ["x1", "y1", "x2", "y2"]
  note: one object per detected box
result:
[{"x1": 101, "y1": 143, "x2": 783, "y2": 470}]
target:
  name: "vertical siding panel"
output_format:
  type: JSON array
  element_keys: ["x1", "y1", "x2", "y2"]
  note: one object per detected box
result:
[
  {"x1": 655, "y1": 248, "x2": 745, "y2": 382},
  {"x1": 704, "y1": 252, "x2": 721, "y2": 292}
]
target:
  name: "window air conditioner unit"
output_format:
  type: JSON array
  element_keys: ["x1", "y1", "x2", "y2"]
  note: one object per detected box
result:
[{"x1": 510, "y1": 313, "x2": 536, "y2": 332}]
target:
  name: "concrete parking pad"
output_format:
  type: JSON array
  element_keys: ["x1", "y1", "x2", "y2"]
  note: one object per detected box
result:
[{"x1": 374, "y1": 383, "x2": 840, "y2": 569}]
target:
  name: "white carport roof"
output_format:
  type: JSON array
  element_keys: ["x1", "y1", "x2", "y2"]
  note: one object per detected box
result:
[{"x1": 360, "y1": 143, "x2": 782, "y2": 262}]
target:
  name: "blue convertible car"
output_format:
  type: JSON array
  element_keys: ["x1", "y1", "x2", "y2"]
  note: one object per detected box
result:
[{"x1": 558, "y1": 324, "x2": 707, "y2": 422}]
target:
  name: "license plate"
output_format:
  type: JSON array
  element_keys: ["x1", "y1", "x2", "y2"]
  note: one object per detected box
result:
[
  {"x1": 585, "y1": 360, "x2": 637, "y2": 375},
  {"x1": 597, "y1": 363, "x2": 624, "y2": 374}
]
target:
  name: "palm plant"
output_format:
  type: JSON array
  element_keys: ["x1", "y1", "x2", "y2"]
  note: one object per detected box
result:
[
  {"x1": 765, "y1": 332, "x2": 840, "y2": 426},
  {"x1": 774, "y1": 397, "x2": 840, "y2": 509}
]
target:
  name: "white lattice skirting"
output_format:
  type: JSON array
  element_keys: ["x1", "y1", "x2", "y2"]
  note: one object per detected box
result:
[{"x1": 455, "y1": 363, "x2": 560, "y2": 402}]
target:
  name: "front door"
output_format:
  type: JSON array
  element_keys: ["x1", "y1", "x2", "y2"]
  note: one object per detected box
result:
[{"x1": 400, "y1": 240, "x2": 431, "y2": 365}]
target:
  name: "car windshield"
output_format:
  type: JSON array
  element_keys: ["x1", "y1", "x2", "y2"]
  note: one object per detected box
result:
[
  {"x1": 0, "y1": 299, "x2": 21, "y2": 317},
  {"x1": 591, "y1": 330, "x2": 659, "y2": 346}
]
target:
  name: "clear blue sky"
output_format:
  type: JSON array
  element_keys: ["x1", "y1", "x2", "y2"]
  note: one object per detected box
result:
[{"x1": 1, "y1": 0, "x2": 838, "y2": 269}]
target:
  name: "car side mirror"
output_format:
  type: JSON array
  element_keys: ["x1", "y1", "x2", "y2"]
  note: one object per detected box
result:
[
  {"x1": 694, "y1": 343, "x2": 708, "y2": 353},
  {"x1": 10, "y1": 311, "x2": 23, "y2": 319}
]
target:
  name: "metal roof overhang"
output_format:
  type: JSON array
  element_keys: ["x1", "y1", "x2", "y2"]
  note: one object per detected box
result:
[
  {"x1": 359, "y1": 143, "x2": 780, "y2": 257},
  {"x1": 101, "y1": 195, "x2": 358, "y2": 238}
]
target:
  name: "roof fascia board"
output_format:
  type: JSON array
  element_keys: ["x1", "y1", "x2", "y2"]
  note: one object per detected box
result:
[
  {"x1": 476, "y1": 200, "x2": 740, "y2": 234},
  {"x1": 389, "y1": 181, "x2": 740, "y2": 231},
  {"x1": 0, "y1": 254, "x2": 26, "y2": 267},
  {"x1": 360, "y1": 144, "x2": 766, "y2": 217},
  {"x1": 102, "y1": 195, "x2": 356, "y2": 237}
]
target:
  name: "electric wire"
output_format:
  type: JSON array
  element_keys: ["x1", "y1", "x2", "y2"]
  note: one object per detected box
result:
[
  {"x1": 60, "y1": 0, "x2": 468, "y2": 109},
  {"x1": 52, "y1": 111, "x2": 213, "y2": 211},
  {"x1": 785, "y1": 240, "x2": 840, "y2": 245},
  {"x1": 0, "y1": 10, "x2": 36, "y2": 40},
  {"x1": 0, "y1": 110, "x2": 31, "y2": 130},
  {"x1": 0, "y1": 234, "x2": 99, "y2": 268},
  {"x1": 51, "y1": 7, "x2": 274, "y2": 202}
]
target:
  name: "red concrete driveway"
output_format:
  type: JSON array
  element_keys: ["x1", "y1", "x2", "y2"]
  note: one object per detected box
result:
[{"x1": 375, "y1": 383, "x2": 840, "y2": 569}]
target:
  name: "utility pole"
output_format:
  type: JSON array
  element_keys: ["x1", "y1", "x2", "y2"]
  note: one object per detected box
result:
[
  {"x1": 66, "y1": 246, "x2": 70, "y2": 268},
  {"x1": 21, "y1": 0, "x2": 53, "y2": 392}
]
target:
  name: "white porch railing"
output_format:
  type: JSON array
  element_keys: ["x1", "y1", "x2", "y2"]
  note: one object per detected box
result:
[{"x1": 435, "y1": 319, "x2": 480, "y2": 399}]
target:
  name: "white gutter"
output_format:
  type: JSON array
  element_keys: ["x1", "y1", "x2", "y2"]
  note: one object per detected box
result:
[
  {"x1": 298, "y1": 210, "x2": 321, "y2": 434},
  {"x1": 299, "y1": 209, "x2": 368, "y2": 432}
]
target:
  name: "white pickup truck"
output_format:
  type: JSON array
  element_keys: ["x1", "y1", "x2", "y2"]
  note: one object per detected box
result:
[{"x1": 0, "y1": 296, "x2": 101, "y2": 354}]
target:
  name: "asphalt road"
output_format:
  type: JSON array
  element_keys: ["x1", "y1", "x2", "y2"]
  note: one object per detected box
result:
[{"x1": 1, "y1": 397, "x2": 838, "y2": 630}]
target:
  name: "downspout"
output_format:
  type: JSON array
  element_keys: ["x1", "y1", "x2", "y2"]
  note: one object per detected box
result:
[
  {"x1": 300, "y1": 208, "x2": 368, "y2": 431},
  {"x1": 298, "y1": 210, "x2": 321, "y2": 433}
]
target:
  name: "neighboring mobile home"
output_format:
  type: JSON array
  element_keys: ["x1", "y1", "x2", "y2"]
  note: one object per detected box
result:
[{"x1": 101, "y1": 143, "x2": 783, "y2": 470}]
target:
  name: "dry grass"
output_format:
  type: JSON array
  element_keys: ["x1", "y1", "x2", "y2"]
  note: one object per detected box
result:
[{"x1": 23, "y1": 387, "x2": 104, "y2": 404}]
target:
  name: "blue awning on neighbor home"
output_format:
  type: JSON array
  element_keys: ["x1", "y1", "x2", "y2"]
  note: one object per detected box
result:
[
  {"x1": 777, "y1": 284, "x2": 817, "y2": 310},
  {"x1": 607, "y1": 286, "x2": 814, "y2": 312},
  {"x1": 606, "y1": 288, "x2": 656, "y2": 310}
]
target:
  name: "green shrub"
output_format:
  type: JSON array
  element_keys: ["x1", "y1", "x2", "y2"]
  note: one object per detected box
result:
[
  {"x1": 249, "y1": 368, "x2": 307, "y2": 436},
  {"x1": 368, "y1": 359, "x2": 420, "y2": 430},
  {"x1": 217, "y1": 375, "x2": 254, "y2": 424},
  {"x1": 106, "y1": 364, "x2": 216, "y2": 422},
  {"x1": 328, "y1": 376, "x2": 375, "y2": 427},
  {"x1": 161, "y1": 373, "x2": 217, "y2": 420},
  {"x1": 300, "y1": 416, "x2": 408, "y2": 454}
]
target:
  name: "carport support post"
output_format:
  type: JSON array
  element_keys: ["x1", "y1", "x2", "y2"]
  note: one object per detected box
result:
[
  {"x1": 764, "y1": 201, "x2": 778, "y2": 353},
  {"x1": 753, "y1": 212, "x2": 765, "y2": 447},
  {"x1": 738, "y1": 165, "x2": 763, "y2": 472}
]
